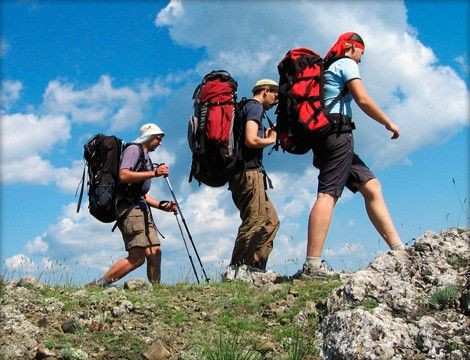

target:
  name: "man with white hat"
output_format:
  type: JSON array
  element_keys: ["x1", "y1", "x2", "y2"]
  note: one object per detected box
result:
[
  {"x1": 87, "y1": 123, "x2": 176, "y2": 286},
  {"x1": 226, "y1": 79, "x2": 280, "y2": 273}
]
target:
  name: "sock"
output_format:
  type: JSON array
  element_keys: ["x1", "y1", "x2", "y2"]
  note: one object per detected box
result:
[
  {"x1": 305, "y1": 256, "x2": 321, "y2": 268},
  {"x1": 390, "y1": 242, "x2": 406, "y2": 251}
]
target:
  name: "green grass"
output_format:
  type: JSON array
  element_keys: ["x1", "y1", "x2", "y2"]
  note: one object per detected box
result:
[
  {"x1": 2, "y1": 277, "x2": 341, "y2": 359},
  {"x1": 429, "y1": 285, "x2": 458, "y2": 309},
  {"x1": 358, "y1": 297, "x2": 380, "y2": 311}
]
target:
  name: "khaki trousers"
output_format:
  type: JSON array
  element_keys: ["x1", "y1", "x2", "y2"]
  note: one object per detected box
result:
[{"x1": 228, "y1": 170, "x2": 280, "y2": 270}]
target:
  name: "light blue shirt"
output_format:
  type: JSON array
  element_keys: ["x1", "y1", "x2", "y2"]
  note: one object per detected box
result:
[{"x1": 323, "y1": 58, "x2": 361, "y2": 117}]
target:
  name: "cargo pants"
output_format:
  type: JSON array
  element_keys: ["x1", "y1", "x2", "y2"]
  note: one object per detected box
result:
[{"x1": 228, "y1": 169, "x2": 280, "y2": 270}]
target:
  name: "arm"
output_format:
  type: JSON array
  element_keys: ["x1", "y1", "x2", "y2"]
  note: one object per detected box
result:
[
  {"x1": 119, "y1": 163, "x2": 169, "y2": 184},
  {"x1": 245, "y1": 120, "x2": 276, "y2": 148},
  {"x1": 347, "y1": 79, "x2": 400, "y2": 139},
  {"x1": 144, "y1": 193, "x2": 176, "y2": 212}
]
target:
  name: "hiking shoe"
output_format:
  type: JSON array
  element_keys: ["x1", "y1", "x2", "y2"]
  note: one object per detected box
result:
[{"x1": 291, "y1": 261, "x2": 335, "y2": 280}]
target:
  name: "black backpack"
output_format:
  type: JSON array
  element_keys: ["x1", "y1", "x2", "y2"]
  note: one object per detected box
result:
[
  {"x1": 76, "y1": 134, "x2": 146, "y2": 224},
  {"x1": 188, "y1": 70, "x2": 244, "y2": 187}
]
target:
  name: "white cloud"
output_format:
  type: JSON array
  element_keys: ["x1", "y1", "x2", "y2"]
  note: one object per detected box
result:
[
  {"x1": 455, "y1": 55, "x2": 469, "y2": 74},
  {"x1": 42, "y1": 75, "x2": 171, "y2": 131},
  {"x1": 156, "y1": 0, "x2": 469, "y2": 167},
  {"x1": 4, "y1": 254, "x2": 34, "y2": 271},
  {"x1": 1, "y1": 80, "x2": 23, "y2": 111},
  {"x1": 0, "y1": 75, "x2": 175, "y2": 190},
  {"x1": 155, "y1": 0, "x2": 184, "y2": 26},
  {"x1": 25, "y1": 236, "x2": 49, "y2": 254},
  {"x1": 0, "y1": 113, "x2": 70, "y2": 162}
]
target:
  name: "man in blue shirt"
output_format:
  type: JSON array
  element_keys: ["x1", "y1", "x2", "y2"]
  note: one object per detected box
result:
[
  {"x1": 227, "y1": 79, "x2": 280, "y2": 272},
  {"x1": 296, "y1": 32, "x2": 405, "y2": 279}
]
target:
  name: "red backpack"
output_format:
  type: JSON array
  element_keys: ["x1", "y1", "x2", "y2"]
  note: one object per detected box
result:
[
  {"x1": 188, "y1": 70, "x2": 243, "y2": 187},
  {"x1": 276, "y1": 48, "x2": 347, "y2": 154}
]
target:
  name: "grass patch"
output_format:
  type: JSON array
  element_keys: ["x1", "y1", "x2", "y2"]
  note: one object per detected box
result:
[
  {"x1": 358, "y1": 297, "x2": 379, "y2": 311},
  {"x1": 429, "y1": 285, "x2": 458, "y2": 310},
  {"x1": 203, "y1": 333, "x2": 261, "y2": 360},
  {"x1": 446, "y1": 255, "x2": 469, "y2": 270}
]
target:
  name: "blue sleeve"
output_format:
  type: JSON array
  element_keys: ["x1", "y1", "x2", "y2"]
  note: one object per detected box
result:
[
  {"x1": 243, "y1": 101, "x2": 264, "y2": 126},
  {"x1": 339, "y1": 58, "x2": 361, "y2": 83}
]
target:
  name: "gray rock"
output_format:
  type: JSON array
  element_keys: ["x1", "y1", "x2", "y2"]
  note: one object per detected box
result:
[
  {"x1": 221, "y1": 265, "x2": 280, "y2": 287},
  {"x1": 111, "y1": 300, "x2": 133, "y2": 317},
  {"x1": 124, "y1": 279, "x2": 151, "y2": 290},
  {"x1": 61, "y1": 318, "x2": 79, "y2": 333},
  {"x1": 317, "y1": 228, "x2": 470, "y2": 359}
]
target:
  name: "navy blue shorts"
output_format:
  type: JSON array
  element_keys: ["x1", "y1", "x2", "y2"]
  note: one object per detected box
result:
[{"x1": 312, "y1": 132, "x2": 375, "y2": 198}]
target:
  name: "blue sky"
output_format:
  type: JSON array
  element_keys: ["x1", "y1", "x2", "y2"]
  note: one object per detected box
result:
[{"x1": 1, "y1": 0, "x2": 468, "y2": 285}]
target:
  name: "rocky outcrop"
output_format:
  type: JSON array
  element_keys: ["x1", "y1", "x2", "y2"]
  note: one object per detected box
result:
[{"x1": 318, "y1": 228, "x2": 470, "y2": 360}]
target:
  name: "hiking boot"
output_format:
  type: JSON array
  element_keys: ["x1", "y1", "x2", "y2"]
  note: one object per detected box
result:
[
  {"x1": 291, "y1": 260, "x2": 335, "y2": 280},
  {"x1": 84, "y1": 277, "x2": 112, "y2": 288}
]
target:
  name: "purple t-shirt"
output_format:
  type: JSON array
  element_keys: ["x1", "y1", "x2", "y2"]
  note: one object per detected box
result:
[{"x1": 119, "y1": 144, "x2": 153, "y2": 209}]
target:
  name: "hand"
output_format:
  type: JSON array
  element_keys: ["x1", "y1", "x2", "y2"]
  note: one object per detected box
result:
[
  {"x1": 265, "y1": 127, "x2": 277, "y2": 141},
  {"x1": 158, "y1": 200, "x2": 177, "y2": 213},
  {"x1": 386, "y1": 122, "x2": 400, "y2": 139},
  {"x1": 154, "y1": 163, "x2": 169, "y2": 177}
]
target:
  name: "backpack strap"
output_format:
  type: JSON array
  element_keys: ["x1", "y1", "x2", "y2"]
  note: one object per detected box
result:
[{"x1": 75, "y1": 162, "x2": 87, "y2": 213}]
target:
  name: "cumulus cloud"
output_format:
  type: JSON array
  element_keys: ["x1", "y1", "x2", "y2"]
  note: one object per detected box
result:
[
  {"x1": 1, "y1": 80, "x2": 23, "y2": 111},
  {"x1": 156, "y1": 0, "x2": 468, "y2": 167},
  {"x1": 42, "y1": 75, "x2": 171, "y2": 131},
  {"x1": 25, "y1": 236, "x2": 49, "y2": 254},
  {"x1": 155, "y1": 0, "x2": 184, "y2": 26},
  {"x1": 4, "y1": 254, "x2": 34, "y2": 271},
  {"x1": 1, "y1": 113, "x2": 70, "y2": 162},
  {"x1": 1, "y1": 75, "x2": 174, "y2": 190}
]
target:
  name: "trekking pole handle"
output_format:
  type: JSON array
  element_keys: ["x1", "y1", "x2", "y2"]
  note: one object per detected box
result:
[{"x1": 152, "y1": 163, "x2": 168, "y2": 178}]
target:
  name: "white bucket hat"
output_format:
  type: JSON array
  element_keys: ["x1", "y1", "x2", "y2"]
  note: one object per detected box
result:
[
  {"x1": 252, "y1": 78, "x2": 279, "y2": 93},
  {"x1": 133, "y1": 123, "x2": 165, "y2": 144}
]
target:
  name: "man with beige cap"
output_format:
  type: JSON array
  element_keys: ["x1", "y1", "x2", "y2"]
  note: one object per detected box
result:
[
  {"x1": 226, "y1": 79, "x2": 280, "y2": 274},
  {"x1": 87, "y1": 123, "x2": 176, "y2": 286}
]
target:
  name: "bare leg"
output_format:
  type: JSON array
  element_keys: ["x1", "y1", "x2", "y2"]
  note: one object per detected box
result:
[
  {"x1": 102, "y1": 247, "x2": 146, "y2": 283},
  {"x1": 358, "y1": 178, "x2": 401, "y2": 248},
  {"x1": 145, "y1": 245, "x2": 162, "y2": 283},
  {"x1": 306, "y1": 192, "x2": 338, "y2": 257}
]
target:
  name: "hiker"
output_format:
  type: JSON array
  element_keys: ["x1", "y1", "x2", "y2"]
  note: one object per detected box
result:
[
  {"x1": 227, "y1": 79, "x2": 280, "y2": 272},
  {"x1": 295, "y1": 32, "x2": 405, "y2": 278},
  {"x1": 87, "y1": 123, "x2": 176, "y2": 286}
]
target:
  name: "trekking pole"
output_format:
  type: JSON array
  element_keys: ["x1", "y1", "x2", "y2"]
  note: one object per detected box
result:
[
  {"x1": 164, "y1": 176, "x2": 210, "y2": 283},
  {"x1": 173, "y1": 209, "x2": 200, "y2": 284}
]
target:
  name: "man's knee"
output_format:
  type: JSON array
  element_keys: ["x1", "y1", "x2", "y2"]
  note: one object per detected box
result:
[
  {"x1": 145, "y1": 245, "x2": 161, "y2": 259},
  {"x1": 127, "y1": 248, "x2": 146, "y2": 267},
  {"x1": 360, "y1": 178, "x2": 382, "y2": 199},
  {"x1": 316, "y1": 192, "x2": 338, "y2": 205}
]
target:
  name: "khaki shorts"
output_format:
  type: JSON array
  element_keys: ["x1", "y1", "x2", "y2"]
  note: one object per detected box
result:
[{"x1": 118, "y1": 208, "x2": 159, "y2": 251}]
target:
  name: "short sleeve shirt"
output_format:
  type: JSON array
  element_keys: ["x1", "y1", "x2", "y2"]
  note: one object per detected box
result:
[
  {"x1": 119, "y1": 144, "x2": 153, "y2": 209},
  {"x1": 242, "y1": 100, "x2": 265, "y2": 169},
  {"x1": 323, "y1": 58, "x2": 361, "y2": 117}
]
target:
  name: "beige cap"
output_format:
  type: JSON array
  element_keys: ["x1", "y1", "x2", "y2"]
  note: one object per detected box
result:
[{"x1": 252, "y1": 78, "x2": 279, "y2": 93}]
